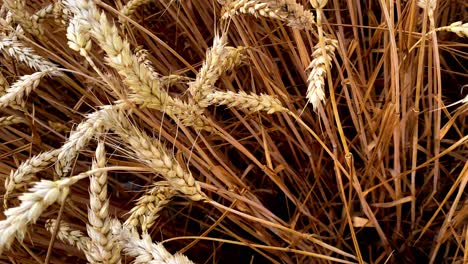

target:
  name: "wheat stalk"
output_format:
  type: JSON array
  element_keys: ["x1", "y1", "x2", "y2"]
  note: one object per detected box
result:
[
  {"x1": 306, "y1": 37, "x2": 337, "y2": 111},
  {"x1": 188, "y1": 34, "x2": 245, "y2": 104},
  {"x1": 86, "y1": 141, "x2": 122, "y2": 264},
  {"x1": 4, "y1": 149, "x2": 61, "y2": 207},
  {"x1": 201, "y1": 90, "x2": 286, "y2": 113},
  {"x1": 222, "y1": 0, "x2": 316, "y2": 30},
  {"x1": 111, "y1": 220, "x2": 195, "y2": 264},
  {"x1": 2, "y1": 0, "x2": 43, "y2": 37},
  {"x1": 45, "y1": 219, "x2": 91, "y2": 252},
  {"x1": 0, "y1": 36, "x2": 58, "y2": 71},
  {"x1": 0, "y1": 174, "x2": 87, "y2": 254},
  {"x1": 0, "y1": 115, "x2": 26, "y2": 126},
  {"x1": 124, "y1": 182, "x2": 176, "y2": 231}
]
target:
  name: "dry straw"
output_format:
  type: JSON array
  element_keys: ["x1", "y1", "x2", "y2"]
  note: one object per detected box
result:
[
  {"x1": 0, "y1": 36, "x2": 58, "y2": 71},
  {"x1": 0, "y1": 174, "x2": 87, "y2": 254},
  {"x1": 0, "y1": 68, "x2": 57, "y2": 109},
  {"x1": 112, "y1": 220, "x2": 195, "y2": 264},
  {"x1": 306, "y1": 38, "x2": 337, "y2": 111},
  {"x1": 124, "y1": 181, "x2": 176, "y2": 231},
  {"x1": 201, "y1": 90, "x2": 286, "y2": 113},
  {"x1": 45, "y1": 219, "x2": 91, "y2": 252},
  {"x1": 86, "y1": 141, "x2": 122, "y2": 263},
  {"x1": 4, "y1": 149, "x2": 61, "y2": 207},
  {"x1": 221, "y1": 0, "x2": 316, "y2": 30}
]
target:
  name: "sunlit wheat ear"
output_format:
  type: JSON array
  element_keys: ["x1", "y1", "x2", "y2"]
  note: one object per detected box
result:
[
  {"x1": 105, "y1": 110, "x2": 208, "y2": 201},
  {"x1": 111, "y1": 220, "x2": 195, "y2": 264},
  {"x1": 66, "y1": 15, "x2": 92, "y2": 56},
  {"x1": 221, "y1": 0, "x2": 316, "y2": 30},
  {"x1": 4, "y1": 149, "x2": 61, "y2": 207},
  {"x1": 0, "y1": 174, "x2": 88, "y2": 254},
  {"x1": 2, "y1": 0, "x2": 43, "y2": 37},
  {"x1": 0, "y1": 36, "x2": 58, "y2": 71},
  {"x1": 0, "y1": 115, "x2": 26, "y2": 127},
  {"x1": 188, "y1": 33, "x2": 245, "y2": 104},
  {"x1": 45, "y1": 219, "x2": 91, "y2": 252},
  {"x1": 201, "y1": 91, "x2": 286, "y2": 114},
  {"x1": 439, "y1": 22, "x2": 468, "y2": 38},
  {"x1": 306, "y1": 38, "x2": 338, "y2": 111},
  {"x1": 0, "y1": 68, "x2": 58, "y2": 110},
  {"x1": 124, "y1": 182, "x2": 176, "y2": 231},
  {"x1": 121, "y1": 0, "x2": 154, "y2": 19},
  {"x1": 86, "y1": 141, "x2": 122, "y2": 264}
]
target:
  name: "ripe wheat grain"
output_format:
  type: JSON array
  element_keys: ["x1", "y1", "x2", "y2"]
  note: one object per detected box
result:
[{"x1": 201, "y1": 90, "x2": 286, "y2": 113}]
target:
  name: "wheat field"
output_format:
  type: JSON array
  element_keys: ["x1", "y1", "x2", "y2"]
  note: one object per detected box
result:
[{"x1": 0, "y1": 0, "x2": 467, "y2": 263}]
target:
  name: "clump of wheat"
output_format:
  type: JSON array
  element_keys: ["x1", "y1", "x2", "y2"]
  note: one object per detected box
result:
[
  {"x1": 124, "y1": 182, "x2": 176, "y2": 231},
  {"x1": 221, "y1": 0, "x2": 316, "y2": 30},
  {"x1": 4, "y1": 149, "x2": 61, "y2": 207},
  {"x1": 188, "y1": 34, "x2": 245, "y2": 104},
  {"x1": 86, "y1": 141, "x2": 121, "y2": 263},
  {"x1": 0, "y1": 68, "x2": 57, "y2": 109},
  {"x1": 112, "y1": 220, "x2": 195, "y2": 264},
  {"x1": 201, "y1": 90, "x2": 286, "y2": 113},
  {"x1": 45, "y1": 219, "x2": 91, "y2": 252},
  {"x1": 0, "y1": 36, "x2": 58, "y2": 71},
  {"x1": 0, "y1": 174, "x2": 87, "y2": 254},
  {"x1": 2, "y1": 0, "x2": 43, "y2": 36},
  {"x1": 306, "y1": 38, "x2": 337, "y2": 111},
  {"x1": 0, "y1": 115, "x2": 25, "y2": 127}
]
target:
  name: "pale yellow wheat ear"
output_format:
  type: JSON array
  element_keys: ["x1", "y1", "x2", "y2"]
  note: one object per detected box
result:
[
  {"x1": 111, "y1": 220, "x2": 195, "y2": 264},
  {"x1": 120, "y1": 0, "x2": 155, "y2": 19},
  {"x1": 438, "y1": 22, "x2": 468, "y2": 38},
  {"x1": 104, "y1": 110, "x2": 208, "y2": 201},
  {"x1": 306, "y1": 38, "x2": 337, "y2": 111},
  {"x1": 2, "y1": 0, "x2": 44, "y2": 37},
  {"x1": 124, "y1": 181, "x2": 177, "y2": 231},
  {"x1": 0, "y1": 115, "x2": 26, "y2": 127},
  {"x1": 221, "y1": 0, "x2": 316, "y2": 30},
  {"x1": 188, "y1": 33, "x2": 245, "y2": 104},
  {"x1": 4, "y1": 149, "x2": 61, "y2": 208},
  {"x1": 45, "y1": 219, "x2": 91, "y2": 253},
  {"x1": 0, "y1": 68, "x2": 58, "y2": 110},
  {"x1": 201, "y1": 90, "x2": 286, "y2": 113},
  {"x1": 0, "y1": 36, "x2": 58, "y2": 71},
  {"x1": 86, "y1": 141, "x2": 122, "y2": 263},
  {"x1": 0, "y1": 174, "x2": 88, "y2": 254}
]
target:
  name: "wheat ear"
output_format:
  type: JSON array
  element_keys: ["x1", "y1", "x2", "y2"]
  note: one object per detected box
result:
[
  {"x1": 111, "y1": 220, "x2": 195, "y2": 264},
  {"x1": 2, "y1": 0, "x2": 43, "y2": 37},
  {"x1": 222, "y1": 0, "x2": 316, "y2": 30},
  {"x1": 4, "y1": 149, "x2": 61, "y2": 207},
  {"x1": 438, "y1": 22, "x2": 468, "y2": 38},
  {"x1": 201, "y1": 90, "x2": 286, "y2": 113},
  {"x1": 124, "y1": 182, "x2": 176, "y2": 231},
  {"x1": 0, "y1": 68, "x2": 57, "y2": 109},
  {"x1": 45, "y1": 219, "x2": 91, "y2": 252},
  {"x1": 306, "y1": 37, "x2": 337, "y2": 111},
  {"x1": 86, "y1": 141, "x2": 122, "y2": 264},
  {"x1": 105, "y1": 110, "x2": 207, "y2": 201},
  {"x1": 65, "y1": 0, "x2": 211, "y2": 131},
  {"x1": 120, "y1": 0, "x2": 154, "y2": 18},
  {"x1": 0, "y1": 36, "x2": 58, "y2": 71},
  {"x1": 0, "y1": 174, "x2": 87, "y2": 254},
  {"x1": 188, "y1": 34, "x2": 245, "y2": 104},
  {"x1": 66, "y1": 15, "x2": 92, "y2": 56},
  {"x1": 0, "y1": 115, "x2": 26, "y2": 126}
]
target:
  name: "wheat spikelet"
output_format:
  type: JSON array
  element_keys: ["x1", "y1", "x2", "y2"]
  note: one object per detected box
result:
[
  {"x1": 45, "y1": 219, "x2": 91, "y2": 252},
  {"x1": 65, "y1": 0, "x2": 211, "y2": 130},
  {"x1": 86, "y1": 141, "x2": 122, "y2": 264},
  {"x1": 2, "y1": 0, "x2": 43, "y2": 36},
  {"x1": 111, "y1": 220, "x2": 195, "y2": 264},
  {"x1": 201, "y1": 90, "x2": 286, "y2": 114},
  {"x1": 0, "y1": 68, "x2": 57, "y2": 109},
  {"x1": 0, "y1": 36, "x2": 58, "y2": 71},
  {"x1": 104, "y1": 110, "x2": 207, "y2": 201},
  {"x1": 121, "y1": 0, "x2": 154, "y2": 18},
  {"x1": 222, "y1": 0, "x2": 316, "y2": 30},
  {"x1": 188, "y1": 34, "x2": 245, "y2": 104},
  {"x1": 66, "y1": 15, "x2": 92, "y2": 56},
  {"x1": 124, "y1": 182, "x2": 176, "y2": 231},
  {"x1": 32, "y1": 4, "x2": 54, "y2": 25},
  {"x1": 0, "y1": 174, "x2": 87, "y2": 254},
  {"x1": 4, "y1": 149, "x2": 61, "y2": 207},
  {"x1": 0, "y1": 115, "x2": 26, "y2": 126},
  {"x1": 440, "y1": 22, "x2": 468, "y2": 38},
  {"x1": 306, "y1": 38, "x2": 337, "y2": 111}
]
